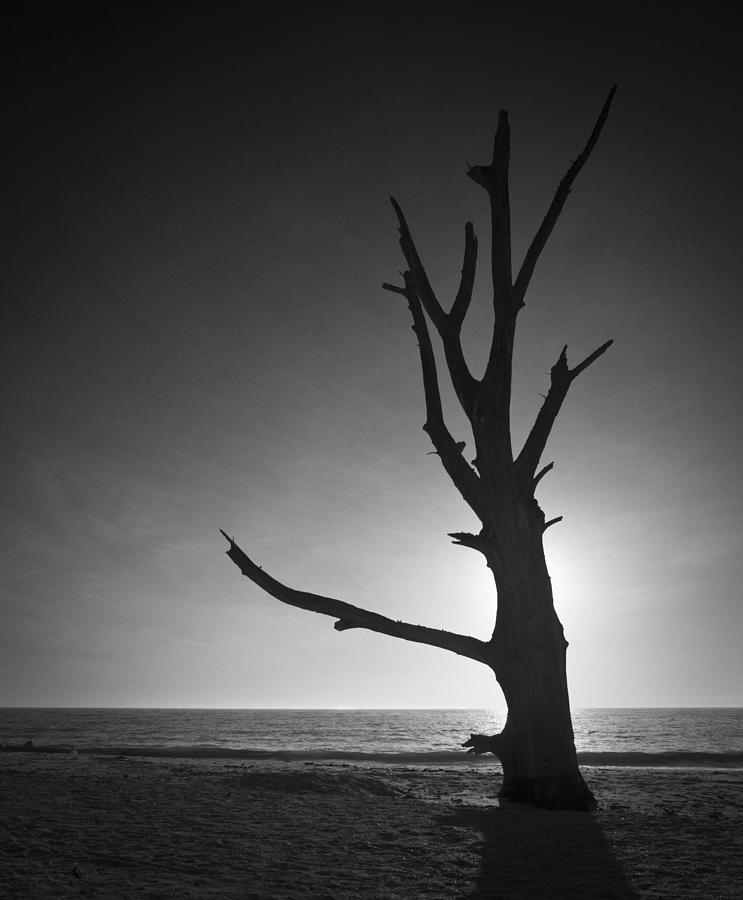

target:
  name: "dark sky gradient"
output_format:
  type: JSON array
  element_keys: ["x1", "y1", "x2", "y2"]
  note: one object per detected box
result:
[{"x1": 3, "y1": 3, "x2": 741, "y2": 708}]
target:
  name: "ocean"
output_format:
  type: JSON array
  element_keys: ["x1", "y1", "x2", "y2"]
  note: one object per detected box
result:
[{"x1": 1, "y1": 707, "x2": 742, "y2": 767}]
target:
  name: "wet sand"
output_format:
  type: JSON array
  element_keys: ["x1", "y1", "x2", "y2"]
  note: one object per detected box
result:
[{"x1": 1, "y1": 753, "x2": 741, "y2": 897}]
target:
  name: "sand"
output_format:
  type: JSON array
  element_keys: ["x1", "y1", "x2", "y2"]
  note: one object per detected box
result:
[{"x1": 1, "y1": 753, "x2": 741, "y2": 898}]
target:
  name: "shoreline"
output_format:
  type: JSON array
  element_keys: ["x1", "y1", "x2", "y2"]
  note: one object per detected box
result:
[
  {"x1": 2, "y1": 743, "x2": 742, "y2": 769},
  {"x1": 2, "y1": 753, "x2": 742, "y2": 897}
]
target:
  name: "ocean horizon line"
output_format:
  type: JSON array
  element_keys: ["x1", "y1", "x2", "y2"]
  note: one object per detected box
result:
[{"x1": 1, "y1": 704, "x2": 741, "y2": 711}]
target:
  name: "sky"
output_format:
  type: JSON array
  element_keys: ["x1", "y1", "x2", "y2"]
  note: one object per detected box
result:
[{"x1": 3, "y1": 3, "x2": 742, "y2": 710}]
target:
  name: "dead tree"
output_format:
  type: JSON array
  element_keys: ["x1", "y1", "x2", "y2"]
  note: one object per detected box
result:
[{"x1": 222, "y1": 88, "x2": 616, "y2": 810}]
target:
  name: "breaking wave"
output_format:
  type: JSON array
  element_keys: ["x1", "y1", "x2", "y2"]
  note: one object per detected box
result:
[{"x1": 2, "y1": 744, "x2": 742, "y2": 768}]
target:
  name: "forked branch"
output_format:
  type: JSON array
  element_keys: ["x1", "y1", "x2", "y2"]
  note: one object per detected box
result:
[
  {"x1": 382, "y1": 274, "x2": 484, "y2": 519},
  {"x1": 516, "y1": 339, "x2": 613, "y2": 485},
  {"x1": 388, "y1": 198, "x2": 478, "y2": 412},
  {"x1": 220, "y1": 531, "x2": 489, "y2": 662}
]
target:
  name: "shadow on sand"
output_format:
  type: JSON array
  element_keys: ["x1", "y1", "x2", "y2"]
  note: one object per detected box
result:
[{"x1": 437, "y1": 802, "x2": 639, "y2": 898}]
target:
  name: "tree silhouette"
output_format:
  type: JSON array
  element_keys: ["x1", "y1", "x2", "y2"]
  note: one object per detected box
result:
[{"x1": 222, "y1": 87, "x2": 616, "y2": 810}]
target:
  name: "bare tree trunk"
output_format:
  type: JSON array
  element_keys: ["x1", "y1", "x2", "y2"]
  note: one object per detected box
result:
[
  {"x1": 223, "y1": 88, "x2": 617, "y2": 811},
  {"x1": 486, "y1": 537, "x2": 595, "y2": 809},
  {"x1": 458, "y1": 420, "x2": 596, "y2": 809}
]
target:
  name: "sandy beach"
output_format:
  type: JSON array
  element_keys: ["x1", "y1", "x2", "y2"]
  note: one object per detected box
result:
[{"x1": 1, "y1": 753, "x2": 741, "y2": 898}]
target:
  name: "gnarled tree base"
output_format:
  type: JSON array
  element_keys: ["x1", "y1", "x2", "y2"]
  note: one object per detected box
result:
[{"x1": 463, "y1": 733, "x2": 595, "y2": 811}]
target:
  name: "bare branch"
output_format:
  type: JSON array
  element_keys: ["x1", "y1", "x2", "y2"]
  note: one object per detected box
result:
[
  {"x1": 515, "y1": 339, "x2": 613, "y2": 485},
  {"x1": 386, "y1": 272, "x2": 443, "y2": 434},
  {"x1": 542, "y1": 516, "x2": 563, "y2": 533},
  {"x1": 449, "y1": 221, "x2": 478, "y2": 329},
  {"x1": 467, "y1": 110, "x2": 517, "y2": 398},
  {"x1": 389, "y1": 196, "x2": 447, "y2": 332},
  {"x1": 448, "y1": 531, "x2": 485, "y2": 552},
  {"x1": 570, "y1": 339, "x2": 613, "y2": 378},
  {"x1": 383, "y1": 274, "x2": 484, "y2": 519},
  {"x1": 533, "y1": 461, "x2": 554, "y2": 490},
  {"x1": 513, "y1": 86, "x2": 617, "y2": 308},
  {"x1": 389, "y1": 199, "x2": 479, "y2": 413},
  {"x1": 220, "y1": 531, "x2": 489, "y2": 662},
  {"x1": 514, "y1": 349, "x2": 569, "y2": 487},
  {"x1": 466, "y1": 110, "x2": 512, "y2": 313},
  {"x1": 462, "y1": 733, "x2": 505, "y2": 757},
  {"x1": 381, "y1": 281, "x2": 407, "y2": 296}
]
